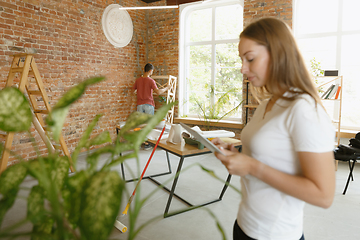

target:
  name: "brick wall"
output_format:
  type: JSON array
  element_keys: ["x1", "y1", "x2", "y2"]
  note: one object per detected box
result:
[
  {"x1": 0, "y1": 0, "x2": 149, "y2": 166},
  {"x1": 244, "y1": 0, "x2": 292, "y2": 27}
]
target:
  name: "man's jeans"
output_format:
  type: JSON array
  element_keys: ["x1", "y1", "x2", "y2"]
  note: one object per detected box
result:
[{"x1": 137, "y1": 104, "x2": 154, "y2": 115}]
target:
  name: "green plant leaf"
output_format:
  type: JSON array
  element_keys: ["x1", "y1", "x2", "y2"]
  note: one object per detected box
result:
[
  {"x1": 86, "y1": 131, "x2": 112, "y2": 148},
  {"x1": 63, "y1": 170, "x2": 89, "y2": 227},
  {"x1": 27, "y1": 156, "x2": 69, "y2": 192},
  {"x1": 0, "y1": 188, "x2": 18, "y2": 227},
  {"x1": 101, "y1": 151, "x2": 136, "y2": 171},
  {"x1": 71, "y1": 114, "x2": 102, "y2": 168},
  {"x1": 85, "y1": 143, "x2": 134, "y2": 173},
  {"x1": 0, "y1": 163, "x2": 28, "y2": 195},
  {"x1": 31, "y1": 217, "x2": 54, "y2": 240},
  {"x1": 85, "y1": 145, "x2": 117, "y2": 172},
  {"x1": 0, "y1": 87, "x2": 32, "y2": 132},
  {"x1": 118, "y1": 111, "x2": 152, "y2": 136},
  {"x1": 113, "y1": 140, "x2": 135, "y2": 156},
  {"x1": 47, "y1": 106, "x2": 69, "y2": 142},
  {"x1": 79, "y1": 171, "x2": 124, "y2": 240},
  {"x1": 123, "y1": 102, "x2": 176, "y2": 147},
  {"x1": 51, "y1": 156, "x2": 70, "y2": 191},
  {"x1": 199, "y1": 164, "x2": 241, "y2": 195},
  {"x1": 27, "y1": 185, "x2": 46, "y2": 224},
  {"x1": 47, "y1": 76, "x2": 105, "y2": 142},
  {"x1": 53, "y1": 76, "x2": 105, "y2": 110},
  {"x1": 27, "y1": 159, "x2": 47, "y2": 188},
  {"x1": 202, "y1": 208, "x2": 227, "y2": 240}
]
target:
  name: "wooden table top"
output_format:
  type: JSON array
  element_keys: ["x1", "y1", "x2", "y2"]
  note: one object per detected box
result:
[{"x1": 147, "y1": 137, "x2": 241, "y2": 157}]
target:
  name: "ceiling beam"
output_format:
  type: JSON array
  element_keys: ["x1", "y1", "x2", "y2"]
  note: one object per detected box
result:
[
  {"x1": 140, "y1": 0, "x2": 203, "y2": 6},
  {"x1": 167, "y1": 0, "x2": 202, "y2": 5},
  {"x1": 140, "y1": 0, "x2": 162, "y2": 3}
]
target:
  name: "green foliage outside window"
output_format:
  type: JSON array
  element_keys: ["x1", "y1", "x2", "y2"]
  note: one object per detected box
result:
[
  {"x1": 188, "y1": 42, "x2": 242, "y2": 120},
  {"x1": 185, "y1": 3, "x2": 243, "y2": 120},
  {"x1": 310, "y1": 57, "x2": 325, "y2": 93}
]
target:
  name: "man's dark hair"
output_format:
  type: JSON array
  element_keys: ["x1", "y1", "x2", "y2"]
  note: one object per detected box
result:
[{"x1": 144, "y1": 63, "x2": 154, "y2": 72}]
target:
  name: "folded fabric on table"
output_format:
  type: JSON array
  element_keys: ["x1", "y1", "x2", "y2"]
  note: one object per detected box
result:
[
  {"x1": 147, "y1": 129, "x2": 170, "y2": 140},
  {"x1": 183, "y1": 125, "x2": 235, "y2": 139}
]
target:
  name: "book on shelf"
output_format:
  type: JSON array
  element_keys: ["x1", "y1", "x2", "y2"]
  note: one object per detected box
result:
[
  {"x1": 334, "y1": 85, "x2": 341, "y2": 99},
  {"x1": 321, "y1": 84, "x2": 335, "y2": 99},
  {"x1": 327, "y1": 83, "x2": 339, "y2": 99}
]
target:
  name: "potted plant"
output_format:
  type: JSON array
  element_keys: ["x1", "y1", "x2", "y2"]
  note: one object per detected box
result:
[{"x1": 0, "y1": 76, "x2": 176, "y2": 240}]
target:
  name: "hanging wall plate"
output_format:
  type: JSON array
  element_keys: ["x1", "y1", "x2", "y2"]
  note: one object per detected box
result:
[{"x1": 102, "y1": 4, "x2": 133, "y2": 48}]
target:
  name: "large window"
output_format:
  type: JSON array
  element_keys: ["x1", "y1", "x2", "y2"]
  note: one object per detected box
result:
[
  {"x1": 179, "y1": 0, "x2": 244, "y2": 121},
  {"x1": 294, "y1": 0, "x2": 360, "y2": 130}
]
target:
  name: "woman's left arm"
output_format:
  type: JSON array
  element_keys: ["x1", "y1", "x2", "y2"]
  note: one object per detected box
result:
[
  {"x1": 253, "y1": 151, "x2": 336, "y2": 208},
  {"x1": 216, "y1": 150, "x2": 336, "y2": 208}
]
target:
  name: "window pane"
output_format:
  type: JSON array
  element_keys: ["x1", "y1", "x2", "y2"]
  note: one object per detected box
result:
[
  {"x1": 297, "y1": 37, "x2": 337, "y2": 70},
  {"x1": 296, "y1": 0, "x2": 338, "y2": 35},
  {"x1": 215, "y1": 91, "x2": 242, "y2": 118},
  {"x1": 189, "y1": 8, "x2": 212, "y2": 42},
  {"x1": 215, "y1": 4, "x2": 243, "y2": 40},
  {"x1": 214, "y1": 43, "x2": 242, "y2": 118},
  {"x1": 214, "y1": 66, "x2": 242, "y2": 118},
  {"x1": 189, "y1": 45, "x2": 211, "y2": 67},
  {"x1": 182, "y1": 1, "x2": 243, "y2": 120},
  {"x1": 188, "y1": 68, "x2": 211, "y2": 116},
  {"x1": 342, "y1": 0, "x2": 360, "y2": 31},
  {"x1": 188, "y1": 45, "x2": 211, "y2": 116},
  {"x1": 215, "y1": 43, "x2": 241, "y2": 68},
  {"x1": 340, "y1": 34, "x2": 360, "y2": 128}
]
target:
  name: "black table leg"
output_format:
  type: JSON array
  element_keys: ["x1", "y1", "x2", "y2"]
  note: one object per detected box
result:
[{"x1": 164, "y1": 156, "x2": 186, "y2": 217}]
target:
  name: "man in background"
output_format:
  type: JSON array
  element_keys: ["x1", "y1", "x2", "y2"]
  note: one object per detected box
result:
[
  {"x1": 133, "y1": 63, "x2": 169, "y2": 150},
  {"x1": 133, "y1": 63, "x2": 169, "y2": 115}
]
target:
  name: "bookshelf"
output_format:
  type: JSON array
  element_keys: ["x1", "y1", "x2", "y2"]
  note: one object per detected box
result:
[
  {"x1": 317, "y1": 76, "x2": 343, "y2": 146},
  {"x1": 243, "y1": 80, "x2": 259, "y2": 124}
]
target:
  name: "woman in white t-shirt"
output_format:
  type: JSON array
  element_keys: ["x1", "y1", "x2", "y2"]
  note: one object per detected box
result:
[{"x1": 212, "y1": 18, "x2": 336, "y2": 240}]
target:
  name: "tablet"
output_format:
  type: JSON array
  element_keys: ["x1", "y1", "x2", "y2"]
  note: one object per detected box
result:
[{"x1": 180, "y1": 123, "x2": 226, "y2": 156}]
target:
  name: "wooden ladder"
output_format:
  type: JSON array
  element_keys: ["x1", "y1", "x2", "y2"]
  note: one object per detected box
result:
[{"x1": 0, "y1": 53, "x2": 74, "y2": 173}]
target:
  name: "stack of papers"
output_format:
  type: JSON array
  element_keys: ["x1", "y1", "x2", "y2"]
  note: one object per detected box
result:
[
  {"x1": 146, "y1": 124, "x2": 235, "y2": 141},
  {"x1": 185, "y1": 126, "x2": 235, "y2": 139}
]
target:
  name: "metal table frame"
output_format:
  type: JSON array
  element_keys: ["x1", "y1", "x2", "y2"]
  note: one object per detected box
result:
[
  {"x1": 116, "y1": 126, "x2": 173, "y2": 183},
  {"x1": 116, "y1": 126, "x2": 241, "y2": 218},
  {"x1": 146, "y1": 139, "x2": 240, "y2": 218}
]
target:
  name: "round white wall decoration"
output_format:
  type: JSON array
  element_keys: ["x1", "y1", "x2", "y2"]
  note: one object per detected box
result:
[{"x1": 102, "y1": 4, "x2": 133, "y2": 48}]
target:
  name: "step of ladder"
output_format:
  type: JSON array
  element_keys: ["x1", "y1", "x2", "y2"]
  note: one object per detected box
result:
[
  {"x1": 0, "y1": 54, "x2": 74, "y2": 174},
  {"x1": 10, "y1": 67, "x2": 34, "y2": 75},
  {"x1": 33, "y1": 109, "x2": 49, "y2": 114},
  {"x1": 27, "y1": 90, "x2": 42, "y2": 95},
  {"x1": 0, "y1": 133, "x2": 6, "y2": 141}
]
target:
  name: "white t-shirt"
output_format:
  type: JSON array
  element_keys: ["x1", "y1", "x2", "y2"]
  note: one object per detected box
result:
[{"x1": 238, "y1": 93, "x2": 335, "y2": 240}]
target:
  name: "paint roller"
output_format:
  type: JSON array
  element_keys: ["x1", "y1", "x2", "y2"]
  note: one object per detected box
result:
[
  {"x1": 122, "y1": 124, "x2": 167, "y2": 215},
  {"x1": 114, "y1": 219, "x2": 127, "y2": 232}
]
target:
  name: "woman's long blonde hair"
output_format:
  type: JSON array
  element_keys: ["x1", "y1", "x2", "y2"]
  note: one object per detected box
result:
[{"x1": 240, "y1": 18, "x2": 322, "y2": 105}]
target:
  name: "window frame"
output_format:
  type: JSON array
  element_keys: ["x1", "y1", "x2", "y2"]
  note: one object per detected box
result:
[{"x1": 178, "y1": 0, "x2": 244, "y2": 121}]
